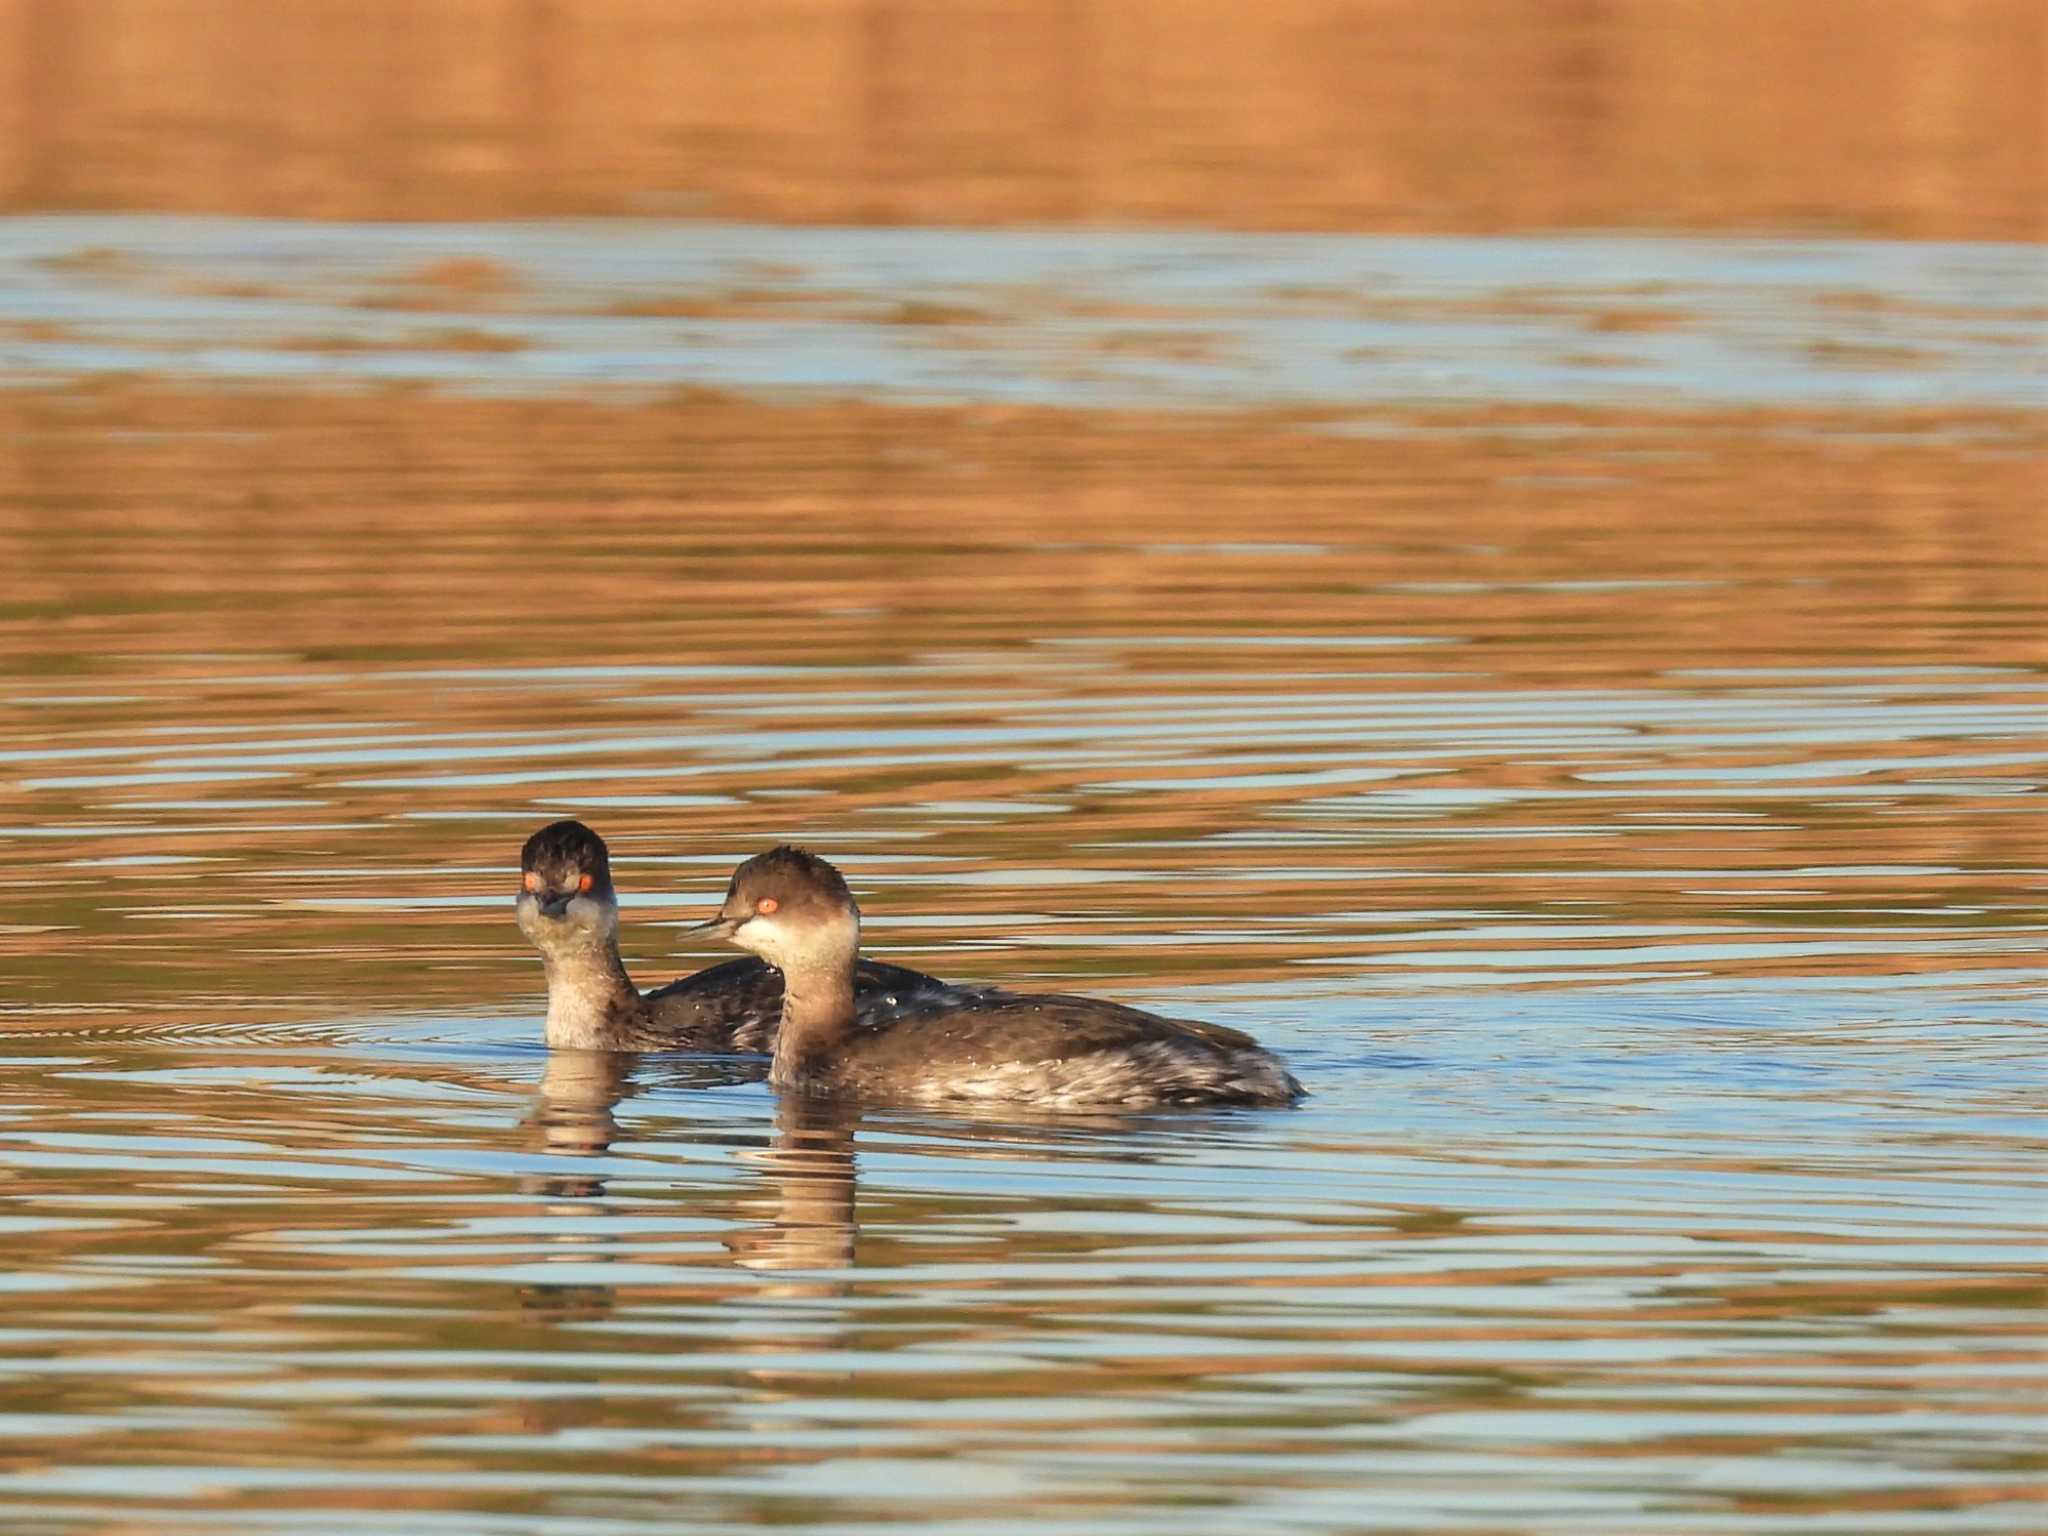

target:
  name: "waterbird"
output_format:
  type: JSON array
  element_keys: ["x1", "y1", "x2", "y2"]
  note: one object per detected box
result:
[
  {"x1": 683, "y1": 844, "x2": 1304, "y2": 1108},
  {"x1": 517, "y1": 820, "x2": 944, "y2": 1051}
]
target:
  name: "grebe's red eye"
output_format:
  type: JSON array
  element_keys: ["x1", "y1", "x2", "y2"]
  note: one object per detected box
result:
[
  {"x1": 756, "y1": 896, "x2": 780, "y2": 915},
  {"x1": 577, "y1": 873, "x2": 593, "y2": 893},
  {"x1": 522, "y1": 871, "x2": 541, "y2": 892}
]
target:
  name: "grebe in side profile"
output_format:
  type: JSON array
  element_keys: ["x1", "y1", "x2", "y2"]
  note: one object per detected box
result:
[
  {"x1": 517, "y1": 820, "x2": 944, "y2": 1052},
  {"x1": 685, "y1": 846, "x2": 1303, "y2": 1108}
]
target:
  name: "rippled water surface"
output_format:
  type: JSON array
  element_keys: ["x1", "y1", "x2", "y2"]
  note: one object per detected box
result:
[
  {"x1": 4, "y1": 218, "x2": 2043, "y2": 409},
  {"x1": 0, "y1": 222, "x2": 2044, "y2": 1534}
]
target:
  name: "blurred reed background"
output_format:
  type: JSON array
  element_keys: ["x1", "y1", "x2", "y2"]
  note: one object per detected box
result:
[{"x1": 0, "y1": 0, "x2": 2039, "y2": 235}]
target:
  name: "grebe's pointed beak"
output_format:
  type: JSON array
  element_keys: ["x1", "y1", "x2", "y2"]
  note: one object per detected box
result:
[
  {"x1": 679, "y1": 914, "x2": 742, "y2": 946},
  {"x1": 536, "y1": 889, "x2": 576, "y2": 919}
]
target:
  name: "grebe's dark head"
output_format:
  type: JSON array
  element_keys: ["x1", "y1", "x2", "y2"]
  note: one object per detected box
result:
[
  {"x1": 685, "y1": 845, "x2": 859, "y2": 974},
  {"x1": 517, "y1": 819, "x2": 621, "y2": 953}
]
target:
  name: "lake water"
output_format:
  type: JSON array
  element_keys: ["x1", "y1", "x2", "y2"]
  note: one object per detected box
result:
[
  {"x1": 0, "y1": 218, "x2": 2043, "y2": 1534},
  {"x1": 4, "y1": 219, "x2": 2043, "y2": 409}
]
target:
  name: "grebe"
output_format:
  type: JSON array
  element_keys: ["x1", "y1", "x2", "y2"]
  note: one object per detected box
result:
[
  {"x1": 517, "y1": 820, "x2": 943, "y2": 1051},
  {"x1": 685, "y1": 845, "x2": 1303, "y2": 1107}
]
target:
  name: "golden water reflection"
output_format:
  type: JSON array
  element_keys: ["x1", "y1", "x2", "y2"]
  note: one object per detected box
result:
[{"x1": 0, "y1": 380, "x2": 2041, "y2": 1531}]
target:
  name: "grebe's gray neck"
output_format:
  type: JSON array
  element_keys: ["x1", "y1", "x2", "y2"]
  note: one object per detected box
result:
[
  {"x1": 767, "y1": 915, "x2": 860, "y2": 1087},
  {"x1": 540, "y1": 938, "x2": 640, "y2": 1050},
  {"x1": 518, "y1": 889, "x2": 639, "y2": 1050}
]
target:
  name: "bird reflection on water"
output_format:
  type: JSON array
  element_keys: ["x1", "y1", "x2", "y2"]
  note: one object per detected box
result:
[
  {"x1": 728, "y1": 1097, "x2": 861, "y2": 1278},
  {"x1": 517, "y1": 1052, "x2": 862, "y2": 1321},
  {"x1": 514, "y1": 1049, "x2": 1218, "y2": 1326}
]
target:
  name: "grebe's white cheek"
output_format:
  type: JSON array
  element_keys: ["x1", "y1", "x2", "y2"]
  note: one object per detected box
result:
[
  {"x1": 515, "y1": 892, "x2": 541, "y2": 942},
  {"x1": 737, "y1": 912, "x2": 784, "y2": 963},
  {"x1": 570, "y1": 893, "x2": 620, "y2": 938},
  {"x1": 751, "y1": 913, "x2": 821, "y2": 972}
]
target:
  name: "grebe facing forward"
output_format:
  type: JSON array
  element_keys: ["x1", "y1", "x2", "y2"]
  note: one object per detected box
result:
[
  {"x1": 686, "y1": 846, "x2": 1303, "y2": 1108},
  {"x1": 517, "y1": 820, "x2": 943, "y2": 1052}
]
